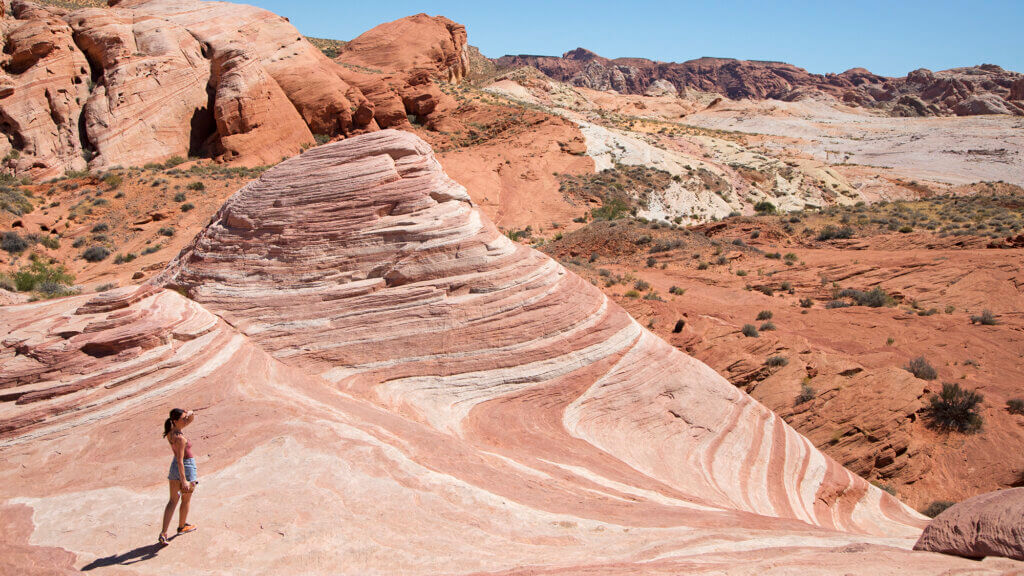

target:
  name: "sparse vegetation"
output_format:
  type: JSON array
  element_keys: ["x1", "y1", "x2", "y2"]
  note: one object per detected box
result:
[
  {"x1": 924, "y1": 382, "x2": 983, "y2": 433},
  {"x1": 756, "y1": 310, "x2": 773, "y2": 321},
  {"x1": 741, "y1": 324, "x2": 759, "y2": 338},
  {"x1": 82, "y1": 245, "x2": 111, "y2": 262},
  {"x1": 759, "y1": 321, "x2": 776, "y2": 331},
  {"x1": 1006, "y1": 398, "x2": 1024, "y2": 416},
  {"x1": 766, "y1": 355, "x2": 788, "y2": 367},
  {"x1": 173, "y1": 192, "x2": 187, "y2": 202},
  {"x1": 113, "y1": 252, "x2": 137, "y2": 264},
  {"x1": 795, "y1": 383, "x2": 816, "y2": 405},
  {"x1": 180, "y1": 202, "x2": 195, "y2": 212},
  {"x1": 922, "y1": 501, "x2": 955, "y2": 518},
  {"x1": 970, "y1": 309, "x2": 998, "y2": 325},
  {"x1": 799, "y1": 298, "x2": 814, "y2": 308},
  {"x1": 12, "y1": 258, "x2": 75, "y2": 294},
  {"x1": 158, "y1": 227, "x2": 175, "y2": 237},
  {"x1": 753, "y1": 200, "x2": 777, "y2": 214},
  {"x1": 187, "y1": 181, "x2": 205, "y2": 191},
  {"x1": 906, "y1": 356, "x2": 938, "y2": 380},
  {"x1": 0, "y1": 185, "x2": 33, "y2": 216},
  {"x1": 2, "y1": 231, "x2": 29, "y2": 254},
  {"x1": 817, "y1": 225, "x2": 855, "y2": 241}
]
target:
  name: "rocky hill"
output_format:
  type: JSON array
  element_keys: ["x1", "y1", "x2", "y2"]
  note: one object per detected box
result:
[
  {"x1": 5, "y1": 130, "x2": 1020, "y2": 574},
  {"x1": 496, "y1": 49, "x2": 1024, "y2": 117}
]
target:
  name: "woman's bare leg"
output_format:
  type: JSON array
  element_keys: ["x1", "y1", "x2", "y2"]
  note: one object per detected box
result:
[
  {"x1": 161, "y1": 480, "x2": 180, "y2": 536},
  {"x1": 178, "y1": 488, "x2": 192, "y2": 529}
]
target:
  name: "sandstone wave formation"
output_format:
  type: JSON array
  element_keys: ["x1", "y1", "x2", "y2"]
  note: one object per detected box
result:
[
  {"x1": 3, "y1": 130, "x2": 1021, "y2": 573},
  {"x1": 498, "y1": 49, "x2": 1024, "y2": 117},
  {"x1": 0, "y1": 0, "x2": 468, "y2": 179}
]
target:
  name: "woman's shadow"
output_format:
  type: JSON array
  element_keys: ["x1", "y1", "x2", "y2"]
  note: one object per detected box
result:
[{"x1": 80, "y1": 537, "x2": 176, "y2": 571}]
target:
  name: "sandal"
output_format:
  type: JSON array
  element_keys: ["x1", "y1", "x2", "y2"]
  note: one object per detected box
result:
[
  {"x1": 158, "y1": 533, "x2": 169, "y2": 545},
  {"x1": 177, "y1": 523, "x2": 197, "y2": 535}
]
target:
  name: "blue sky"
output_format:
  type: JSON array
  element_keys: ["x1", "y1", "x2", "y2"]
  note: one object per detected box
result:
[{"x1": 246, "y1": 1, "x2": 1021, "y2": 77}]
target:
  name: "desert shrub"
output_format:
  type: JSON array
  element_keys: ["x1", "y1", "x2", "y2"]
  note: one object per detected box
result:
[
  {"x1": 715, "y1": 255, "x2": 728, "y2": 265},
  {"x1": 970, "y1": 309, "x2": 998, "y2": 325},
  {"x1": 924, "y1": 382, "x2": 983, "y2": 433},
  {"x1": 906, "y1": 356, "x2": 937, "y2": 380},
  {"x1": 783, "y1": 252, "x2": 798, "y2": 263},
  {"x1": 1006, "y1": 398, "x2": 1024, "y2": 416},
  {"x1": 799, "y1": 298, "x2": 814, "y2": 308},
  {"x1": 12, "y1": 259, "x2": 74, "y2": 292},
  {"x1": 741, "y1": 324, "x2": 759, "y2": 338},
  {"x1": 35, "y1": 281, "x2": 77, "y2": 298},
  {"x1": 624, "y1": 290, "x2": 641, "y2": 298},
  {"x1": 72, "y1": 237, "x2": 86, "y2": 248},
  {"x1": 736, "y1": 269, "x2": 747, "y2": 276},
  {"x1": 0, "y1": 186, "x2": 33, "y2": 215},
  {"x1": 697, "y1": 261, "x2": 709, "y2": 270},
  {"x1": 91, "y1": 223, "x2": 109, "y2": 233},
  {"x1": 102, "y1": 172, "x2": 123, "y2": 189},
  {"x1": 765, "y1": 252, "x2": 781, "y2": 259},
  {"x1": 35, "y1": 234, "x2": 60, "y2": 249},
  {"x1": 142, "y1": 244, "x2": 162, "y2": 255},
  {"x1": 669, "y1": 286, "x2": 685, "y2": 295},
  {"x1": 591, "y1": 197, "x2": 631, "y2": 221},
  {"x1": 780, "y1": 281, "x2": 792, "y2": 291},
  {"x1": 766, "y1": 355, "x2": 788, "y2": 367},
  {"x1": 95, "y1": 282, "x2": 117, "y2": 292},
  {"x1": 82, "y1": 245, "x2": 110, "y2": 262},
  {"x1": 754, "y1": 285, "x2": 774, "y2": 296},
  {"x1": 753, "y1": 201, "x2": 777, "y2": 214},
  {"x1": 899, "y1": 225, "x2": 913, "y2": 233},
  {"x1": 180, "y1": 202, "x2": 195, "y2": 212},
  {"x1": 759, "y1": 321, "x2": 776, "y2": 331},
  {"x1": 634, "y1": 279, "x2": 650, "y2": 291},
  {"x1": 163, "y1": 156, "x2": 186, "y2": 168},
  {"x1": 643, "y1": 292, "x2": 663, "y2": 301},
  {"x1": 597, "y1": 268, "x2": 611, "y2": 277},
  {"x1": 825, "y1": 300, "x2": 850, "y2": 309},
  {"x1": 817, "y1": 225, "x2": 855, "y2": 241},
  {"x1": 158, "y1": 227, "x2": 175, "y2": 237},
  {"x1": 314, "y1": 133, "x2": 331, "y2": 145},
  {"x1": 173, "y1": 192, "x2": 187, "y2": 202},
  {"x1": 795, "y1": 384, "x2": 816, "y2": 405},
  {"x1": 756, "y1": 310, "x2": 773, "y2": 321},
  {"x1": 852, "y1": 287, "x2": 894, "y2": 307},
  {"x1": 750, "y1": 229, "x2": 760, "y2": 239},
  {"x1": 2, "y1": 231, "x2": 28, "y2": 253},
  {"x1": 922, "y1": 501, "x2": 955, "y2": 518},
  {"x1": 113, "y1": 252, "x2": 137, "y2": 264}
]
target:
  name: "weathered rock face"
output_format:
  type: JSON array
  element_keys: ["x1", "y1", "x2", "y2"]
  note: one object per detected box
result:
[
  {"x1": 497, "y1": 49, "x2": 1024, "y2": 116},
  {"x1": 4, "y1": 130, "x2": 1022, "y2": 574},
  {"x1": 914, "y1": 488, "x2": 1024, "y2": 560},
  {"x1": 0, "y1": 0, "x2": 91, "y2": 179},
  {"x1": 338, "y1": 13, "x2": 469, "y2": 82},
  {"x1": 0, "y1": 0, "x2": 435, "y2": 177}
]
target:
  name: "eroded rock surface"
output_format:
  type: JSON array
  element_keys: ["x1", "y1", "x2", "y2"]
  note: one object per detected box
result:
[
  {"x1": 5, "y1": 130, "x2": 1013, "y2": 573},
  {"x1": 914, "y1": 488, "x2": 1024, "y2": 561}
]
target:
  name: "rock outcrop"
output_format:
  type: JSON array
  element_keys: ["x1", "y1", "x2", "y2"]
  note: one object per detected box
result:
[
  {"x1": 5, "y1": 130, "x2": 1011, "y2": 574},
  {"x1": 337, "y1": 13, "x2": 469, "y2": 82},
  {"x1": 497, "y1": 49, "x2": 1024, "y2": 117},
  {"x1": 0, "y1": 0, "x2": 458, "y2": 178},
  {"x1": 914, "y1": 488, "x2": 1024, "y2": 561}
]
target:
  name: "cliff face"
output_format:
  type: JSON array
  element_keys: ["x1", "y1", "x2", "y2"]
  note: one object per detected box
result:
[
  {"x1": 6, "y1": 130, "x2": 1007, "y2": 575},
  {"x1": 0, "y1": 1, "x2": 470, "y2": 180},
  {"x1": 497, "y1": 49, "x2": 1024, "y2": 116}
]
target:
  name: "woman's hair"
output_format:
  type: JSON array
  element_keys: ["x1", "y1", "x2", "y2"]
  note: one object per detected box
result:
[{"x1": 163, "y1": 408, "x2": 186, "y2": 438}]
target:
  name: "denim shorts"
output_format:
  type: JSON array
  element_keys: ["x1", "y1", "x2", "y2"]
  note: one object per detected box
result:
[{"x1": 168, "y1": 458, "x2": 198, "y2": 482}]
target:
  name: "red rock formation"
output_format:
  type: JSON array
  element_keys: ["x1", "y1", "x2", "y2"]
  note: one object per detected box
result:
[
  {"x1": 0, "y1": 0, "x2": 419, "y2": 177},
  {"x1": 0, "y1": 0, "x2": 91, "y2": 179},
  {"x1": 496, "y1": 49, "x2": 1023, "y2": 116},
  {"x1": 4, "y1": 130, "x2": 1022, "y2": 574},
  {"x1": 914, "y1": 488, "x2": 1024, "y2": 560},
  {"x1": 338, "y1": 13, "x2": 469, "y2": 82}
]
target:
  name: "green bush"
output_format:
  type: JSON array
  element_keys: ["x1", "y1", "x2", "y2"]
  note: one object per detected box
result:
[
  {"x1": 102, "y1": 172, "x2": 123, "y2": 189},
  {"x1": 759, "y1": 321, "x2": 776, "y2": 331},
  {"x1": 180, "y1": 202, "x2": 195, "y2": 212},
  {"x1": 634, "y1": 279, "x2": 650, "y2": 291},
  {"x1": 906, "y1": 356, "x2": 937, "y2": 380},
  {"x1": 2, "y1": 231, "x2": 28, "y2": 253},
  {"x1": 187, "y1": 181, "x2": 205, "y2": 191},
  {"x1": 753, "y1": 200, "x2": 777, "y2": 214},
  {"x1": 669, "y1": 286, "x2": 685, "y2": 295},
  {"x1": 924, "y1": 382, "x2": 983, "y2": 433},
  {"x1": 91, "y1": 223, "x2": 109, "y2": 233},
  {"x1": 741, "y1": 324, "x2": 759, "y2": 338},
  {"x1": 158, "y1": 227, "x2": 175, "y2": 237},
  {"x1": 12, "y1": 259, "x2": 74, "y2": 292},
  {"x1": 1006, "y1": 398, "x2": 1024, "y2": 416},
  {"x1": 756, "y1": 310, "x2": 773, "y2": 321},
  {"x1": 142, "y1": 244, "x2": 162, "y2": 255},
  {"x1": 624, "y1": 290, "x2": 640, "y2": 298},
  {"x1": 82, "y1": 245, "x2": 110, "y2": 262},
  {"x1": 113, "y1": 252, "x2": 137, "y2": 264},
  {"x1": 0, "y1": 186, "x2": 34, "y2": 215},
  {"x1": 173, "y1": 192, "x2": 187, "y2": 202}
]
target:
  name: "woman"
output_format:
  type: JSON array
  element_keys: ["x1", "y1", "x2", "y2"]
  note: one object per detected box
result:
[{"x1": 159, "y1": 408, "x2": 198, "y2": 544}]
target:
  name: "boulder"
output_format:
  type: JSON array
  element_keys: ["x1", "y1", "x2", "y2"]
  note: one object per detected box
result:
[
  {"x1": 914, "y1": 487, "x2": 1024, "y2": 560},
  {"x1": 337, "y1": 13, "x2": 469, "y2": 81},
  {"x1": 953, "y1": 93, "x2": 1021, "y2": 116}
]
